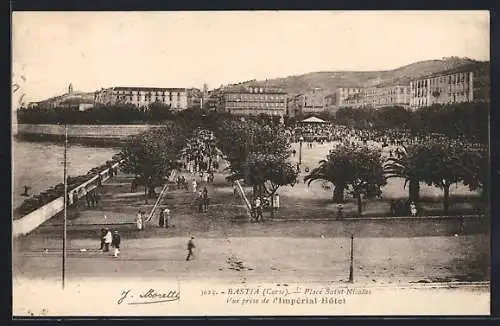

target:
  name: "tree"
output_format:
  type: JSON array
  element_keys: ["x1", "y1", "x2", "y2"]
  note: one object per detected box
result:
[
  {"x1": 458, "y1": 143, "x2": 489, "y2": 203},
  {"x1": 242, "y1": 153, "x2": 298, "y2": 216},
  {"x1": 214, "y1": 119, "x2": 291, "y2": 182},
  {"x1": 305, "y1": 145, "x2": 386, "y2": 215},
  {"x1": 383, "y1": 144, "x2": 424, "y2": 203},
  {"x1": 119, "y1": 124, "x2": 188, "y2": 202},
  {"x1": 414, "y1": 142, "x2": 465, "y2": 215},
  {"x1": 148, "y1": 101, "x2": 172, "y2": 122},
  {"x1": 373, "y1": 106, "x2": 412, "y2": 130}
]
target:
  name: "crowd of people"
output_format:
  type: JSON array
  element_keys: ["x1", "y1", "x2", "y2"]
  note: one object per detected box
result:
[{"x1": 289, "y1": 123, "x2": 483, "y2": 152}]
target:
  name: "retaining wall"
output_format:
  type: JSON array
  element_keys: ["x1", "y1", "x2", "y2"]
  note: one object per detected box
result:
[
  {"x1": 17, "y1": 124, "x2": 164, "y2": 140},
  {"x1": 12, "y1": 161, "x2": 122, "y2": 237}
]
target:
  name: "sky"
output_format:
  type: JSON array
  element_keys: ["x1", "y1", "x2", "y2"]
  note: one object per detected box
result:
[{"x1": 12, "y1": 11, "x2": 490, "y2": 105}]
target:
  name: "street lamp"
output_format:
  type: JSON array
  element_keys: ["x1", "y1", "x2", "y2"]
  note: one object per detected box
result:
[{"x1": 298, "y1": 136, "x2": 304, "y2": 165}]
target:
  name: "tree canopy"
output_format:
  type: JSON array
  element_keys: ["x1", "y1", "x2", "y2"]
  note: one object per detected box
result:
[
  {"x1": 119, "y1": 124, "x2": 188, "y2": 198},
  {"x1": 305, "y1": 144, "x2": 386, "y2": 215}
]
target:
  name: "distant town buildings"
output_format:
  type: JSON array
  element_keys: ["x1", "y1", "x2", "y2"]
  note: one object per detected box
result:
[
  {"x1": 409, "y1": 62, "x2": 490, "y2": 109},
  {"x1": 93, "y1": 87, "x2": 202, "y2": 110},
  {"x1": 324, "y1": 93, "x2": 337, "y2": 111},
  {"x1": 335, "y1": 87, "x2": 364, "y2": 107},
  {"x1": 287, "y1": 88, "x2": 326, "y2": 117},
  {"x1": 24, "y1": 61, "x2": 490, "y2": 117},
  {"x1": 211, "y1": 85, "x2": 287, "y2": 116},
  {"x1": 337, "y1": 85, "x2": 410, "y2": 109},
  {"x1": 27, "y1": 83, "x2": 94, "y2": 111},
  {"x1": 364, "y1": 85, "x2": 410, "y2": 108}
]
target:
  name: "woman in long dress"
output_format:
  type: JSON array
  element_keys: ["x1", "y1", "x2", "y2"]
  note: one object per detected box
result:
[{"x1": 136, "y1": 210, "x2": 144, "y2": 231}]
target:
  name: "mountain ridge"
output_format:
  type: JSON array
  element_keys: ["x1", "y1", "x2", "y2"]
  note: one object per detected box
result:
[{"x1": 232, "y1": 57, "x2": 483, "y2": 95}]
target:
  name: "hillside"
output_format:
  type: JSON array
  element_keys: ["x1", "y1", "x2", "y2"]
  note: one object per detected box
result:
[
  {"x1": 32, "y1": 91, "x2": 95, "y2": 106},
  {"x1": 238, "y1": 57, "x2": 480, "y2": 95}
]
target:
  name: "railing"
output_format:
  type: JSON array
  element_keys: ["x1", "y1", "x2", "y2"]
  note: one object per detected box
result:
[
  {"x1": 12, "y1": 160, "x2": 123, "y2": 238},
  {"x1": 234, "y1": 180, "x2": 253, "y2": 220},
  {"x1": 145, "y1": 170, "x2": 177, "y2": 223}
]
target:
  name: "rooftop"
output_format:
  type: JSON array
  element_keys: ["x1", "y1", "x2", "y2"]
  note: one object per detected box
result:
[
  {"x1": 110, "y1": 87, "x2": 189, "y2": 92},
  {"x1": 410, "y1": 61, "x2": 489, "y2": 81},
  {"x1": 223, "y1": 85, "x2": 287, "y2": 94}
]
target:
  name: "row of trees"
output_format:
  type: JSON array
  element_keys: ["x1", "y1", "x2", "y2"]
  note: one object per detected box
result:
[
  {"x1": 17, "y1": 102, "x2": 187, "y2": 124},
  {"x1": 119, "y1": 107, "x2": 488, "y2": 217},
  {"x1": 324, "y1": 102, "x2": 489, "y2": 143},
  {"x1": 18, "y1": 101, "x2": 489, "y2": 144},
  {"x1": 305, "y1": 141, "x2": 488, "y2": 215}
]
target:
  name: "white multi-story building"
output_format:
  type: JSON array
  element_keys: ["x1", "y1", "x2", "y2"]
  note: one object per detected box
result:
[
  {"x1": 94, "y1": 87, "x2": 199, "y2": 110},
  {"x1": 409, "y1": 62, "x2": 490, "y2": 109}
]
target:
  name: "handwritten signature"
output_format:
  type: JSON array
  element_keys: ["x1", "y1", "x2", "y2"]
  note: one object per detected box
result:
[{"x1": 117, "y1": 288, "x2": 180, "y2": 305}]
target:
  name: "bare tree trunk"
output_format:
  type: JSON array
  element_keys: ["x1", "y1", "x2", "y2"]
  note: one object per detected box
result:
[
  {"x1": 408, "y1": 179, "x2": 420, "y2": 203},
  {"x1": 443, "y1": 185, "x2": 450, "y2": 216},
  {"x1": 356, "y1": 194, "x2": 362, "y2": 216},
  {"x1": 332, "y1": 184, "x2": 345, "y2": 203},
  {"x1": 270, "y1": 193, "x2": 274, "y2": 218}
]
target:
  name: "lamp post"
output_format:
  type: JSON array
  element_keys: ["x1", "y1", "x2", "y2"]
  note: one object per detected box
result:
[
  {"x1": 298, "y1": 136, "x2": 304, "y2": 165},
  {"x1": 348, "y1": 233, "x2": 354, "y2": 283}
]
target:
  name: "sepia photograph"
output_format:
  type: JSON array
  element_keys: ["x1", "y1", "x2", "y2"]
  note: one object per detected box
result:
[{"x1": 11, "y1": 10, "x2": 491, "y2": 316}]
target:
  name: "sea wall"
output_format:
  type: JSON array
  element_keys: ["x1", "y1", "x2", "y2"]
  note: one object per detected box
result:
[
  {"x1": 12, "y1": 161, "x2": 121, "y2": 238},
  {"x1": 17, "y1": 124, "x2": 164, "y2": 140}
]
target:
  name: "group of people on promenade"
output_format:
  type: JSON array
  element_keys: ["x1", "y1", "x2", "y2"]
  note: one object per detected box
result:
[
  {"x1": 84, "y1": 190, "x2": 101, "y2": 208},
  {"x1": 99, "y1": 228, "x2": 121, "y2": 257},
  {"x1": 243, "y1": 191, "x2": 280, "y2": 222},
  {"x1": 289, "y1": 124, "x2": 482, "y2": 150}
]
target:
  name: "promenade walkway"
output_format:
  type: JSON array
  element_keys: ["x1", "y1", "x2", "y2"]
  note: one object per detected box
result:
[{"x1": 13, "y1": 167, "x2": 490, "y2": 287}]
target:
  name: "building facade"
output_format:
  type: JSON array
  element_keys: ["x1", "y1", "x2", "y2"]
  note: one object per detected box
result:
[
  {"x1": 217, "y1": 85, "x2": 287, "y2": 116},
  {"x1": 333, "y1": 85, "x2": 410, "y2": 109},
  {"x1": 362, "y1": 85, "x2": 410, "y2": 108},
  {"x1": 288, "y1": 88, "x2": 326, "y2": 117},
  {"x1": 342, "y1": 92, "x2": 365, "y2": 108},
  {"x1": 335, "y1": 87, "x2": 364, "y2": 107},
  {"x1": 94, "y1": 87, "x2": 193, "y2": 110},
  {"x1": 409, "y1": 62, "x2": 490, "y2": 109},
  {"x1": 324, "y1": 93, "x2": 337, "y2": 108},
  {"x1": 187, "y1": 88, "x2": 203, "y2": 109}
]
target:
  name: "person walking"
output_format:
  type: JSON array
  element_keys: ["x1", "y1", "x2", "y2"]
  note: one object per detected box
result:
[
  {"x1": 186, "y1": 236, "x2": 196, "y2": 261},
  {"x1": 202, "y1": 187, "x2": 209, "y2": 212},
  {"x1": 409, "y1": 201, "x2": 417, "y2": 217},
  {"x1": 111, "y1": 230, "x2": 121, "y2": 258},
  {"x1": 164, "y1": 208, "x2": 171, "y2": 228},
  {"x1": 233, "y1": 183, "x2": 238, "y2": 198},
  {"x1": 197, "y1": 190, "x2": 204, "y2": 212},
  {"x1": 136, "y1": 210, "x2": 144, "y2": 231},
  {"x1": 254, "y1": 197, "x2": 263, "y2": 222},
  {"x1": 103, "y1": 228, "x2": 112, "y2": 252},
  {"x1": 94, "y1": 191, "x2": 101, "y2": 207},
  {"x1": 192, "y1": 179, "x2": 197, "y2": 194},
  {"x1": 336, "y1": 204, "x2": 344, "y2": 220},
  {"x1": 86, "y1": 192, "x2": 92, "y2": 208},
  {"x1": 158, "y1": 209, "x2": 165, "y2": 228},
  {"x1": 99, "y1": 228, "x2": 106, "y2": 250},
  {"x1": 273, "y1": 193, "x2": 280, "y2": 216}
]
